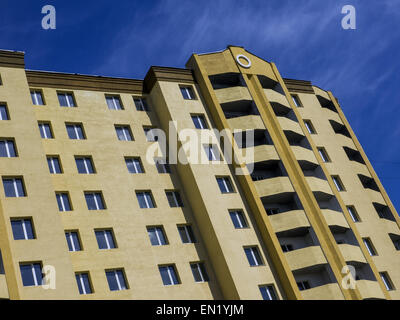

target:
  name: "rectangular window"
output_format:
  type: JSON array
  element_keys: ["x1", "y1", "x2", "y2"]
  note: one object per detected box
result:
[
  {"x1": 244, "y1": 246, "x2": 263, "y2": 266},
  {"x1": 216, "y1": 177, "x2": 234, "y2": 193},
  {"x1": 155, "y1": 158, "x2": 171, "y2": 173},
  {"x1": 0, "y1": 104, "x2": 9, "y2": 120},
  {"x1": 47, "y1": 156, "x2": 62, "y2": 174},
  {"x1": 392, "y1": 236, "x2": 400, "y2": 251},
  {"x1": 332, "y1": 175, "x2": 345, "y2": 191},
  {"x1": 297, "y1": 281, "x2": 311, "y2": 291},
  {"x1": 281, "y1": 244, "x2": 294, "y2": 252},
  {"x1": 229, "y1": 210, "x2": 248, "y2": 229},
  {"x1": 106, "y1": 95, "x2": 123, "y2": 110},
  {"x1": 177, "y1": 225, "x2": 196, "y2": 244},
  {"x1": 259, "y1": 285, "x2": 278, "y2": 300},
  {"x1": 11, "y1": 218, "x2": 35, "y2": 240},
  {"x1": 180, "y1": 86, "x2": 196, "y2": 100},
  {"x1": 95, "y1": 229, "x2": 116, "y2": 249},
  {"x1": 56, "y1": 192, "x2": 72, "y2": 211},
  {"x1": 203, "y1": 144, "x2": 220, "y2": 161},
  {"x1": 291, "y1": 95, "x2": 302, "y2": 107},
  {"x1": 304, "y1": 120, "x2": 316, "y2": 134},
  {"x1": 147, "y1": 226, "x2": 168, "y2": 246},
  {"x1": 0, "y1": 139, "x2": 17, "y2": 157},
  {"x1": 57, "y1": 92, "x2": 76, "y2": 107},
  {"x1": 38, "y1": 122, "x2": 53, "y2": 139},
  {"x1": 191, "y1": 114, "x2": 208, "y2": 129},
  {"x1": 165, "y1": 190, "x2": 183, "y2": 207},
  {"x1": 159, "y1": 265, "x2": 180, "y2": 286},
  {"x1": 30, "y1": 90, "x2": 44, "y2": 105},
  {"x1": 143, "y1": 127, "x2": 158, "y2": 142},
  {"x1": 20, "y1": 262, "x2": 43, "y2": 286},
  {"x1": 190, "y1": 262, "x2": 209, "y2": 282},
  {"x1": 363, "y1": 238, "x2": 377, "y2": 256},
  {"x1": 65, "y1": 231, "x2": 82, "y2": 251},
  {"x1": 76, "y1": 273, "x2": 92, "y2": 295},
  {"x1": 380, "y1": 272, "x2": 395, "y2": 291},
  {"x1": 75, "y1": 156, "x2": 95, "y2": 174},
  {"x1": 125, "y1": 157, "x2": 144, "y2": 174},
  {"x1": 134, "y1": 97, "x2": 149, "y2": 111},
  {"x1": 136, "y1": 191, "x2": 155, "y2": 208},
  {"x1": 106, "y1": 269, "x2": 128, "y2": 291},
  {"x1": 66, "y1": 123, "x2": 85, "y2": 140},
  {"x1": 115, "y1": 125, "x2": 133, "y2": 141},
  {"x1": 3, "y1": 177, "x2": 25, "y2": 197},
  {"x1": 85, "y1": 192, "x2": 105, "y2": 210},
  {"x1": 317, "y1": 147, "x2": 330, "y2": 163},
  {"x1": 265, "y1": 208, "x2": 279, "y2": 216},
  {"x1": 346, "y1": 206, "x2": 360, "y2": 222}
]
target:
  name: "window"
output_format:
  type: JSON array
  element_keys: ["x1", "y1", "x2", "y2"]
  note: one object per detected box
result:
[
  {"x1": 259, "y1": 285, "x2": 278, "y2": 300},
  {"x1": 85, "y1": 192, "x2": 105, "y2": 210},
  {"x1": 190, "y1": 262, "x2": 209, "y2": 282},
  {"x1": 66, "y1": 123, "x2": 85, "y2": 140},
  {"x1": 216, "y1": 177, "x2": 234, "y2": 193},
  {"x1": 134, "y1": 97, "x2": 149, "y2": 111},
  {"x1": 244, "y1": 246, "x2": 263, "y2": 266},
  {"x1": 106, "y1": 269, "x2": 128, "y2": 291},
  {"x1": 143, "y1": 126, "x2": 158, "y2": 142},
  {"x1": 106, "y1": 95, "x2": 123, "y2": 110},
  {"x1": 159, "y1": 265, "x2": 180, "y2": 286},
  {"x1": 380, "y1": 272, "x2": 395, "y2": 291},
  {"x1": 0, "y1": 139, "x2": 17, "y2": 157},
  {"x1": 3, "y1": 177, "x2": 25, "y2": 197},
  {"x1": 95, "y1": 229, "x2": 116, "y2": 249},
  {"x1": 346, "y1": 206, "x2": 360, "y2": 222},
  {"x1": 147, "y1": 226, "x2": 168, "y2": 246},
  {"x1": 229, "y1": 210, "x2": 248, "y2": 229},
  {"x1": 57, "y1": 92, "x2": 76, "y2": 107},
  {"x1": 203, "y1": 144, "x2": 220, "y2": 161},
  {"x1": 75, "y1": 157, "x2": 95, "y2": 174},
  {"x1": 30, "y1": 90, "x2": 44, "y2": 105},
  {"x1": 317, "y1": 147, "x2": 330, "y2": 163},
  {"x1": 155, "y1": 158, "x2": 171, "y2": 173},
  {"x1": 180, "y1": 86, "x2": 196, "y2": 100},
  {"x1": 291, "y1": 95, "x2": 302, "y2": 107},
  {"x1": 191, "y1": 114, "x2": 208, "y2": 129},
  {"x1": 20, "y1": 262, "x2": 43, "y2": 286},
  {"x1": 304, "y1": 120, "x2": 316, "y2": 134},
  {"x1": 166, "y1": 190, "x2": 183, "y2": 207},
  {"x1": 0, "y1": 104, "x2": 9, "y2": 120},
  {"x1": 47, "y1": 156, "x2": 62, "y2": 174},
  {"x1": 265, "y1": 208, "x2": 279, "y2": 216},
  {"x1": 177, "y1": 225, "x2": 196, "y2": 244},
  {"x1": 332, "y1": 175, "x2": 345, "y2": 191},
  {"x1": 115, "y1": 125, "x2": 133, "y2": 141},
  {"x1": 11, "y1": 218, "x2": 35, "y2": 240},
  {"x1": 65, "y1": 231, "x2": 82, "y2": 252},
  {"x1": 38, "y1": 122, "x2": 53, "y2": 139},
  {"x1": 136, "y1": 191, "x2": 155, "y2": 208},
  {"x1": 363, "y1": 238, "x2": 377, "y2": 256},
  {"x1": 76, "y1": 273, "x2": 92, "y2": 295},
  {"x1": 0, "y1": 251, "x2": 4, "y2": 274},
  {"x1": 297, "y1": 281, "x2": 311, "y2": 291},
  {"x1": 125, "y1": 157, "x2": 144, "y2": 174},
  {"x1": 281, "y1": 244, "x2": 294, "y2": 252},
  {"x1": 56, "y1": 192, "x2": 72, "y2": 211}
]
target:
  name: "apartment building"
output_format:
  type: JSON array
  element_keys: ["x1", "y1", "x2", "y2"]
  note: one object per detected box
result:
[{"x1": 0, "y1": 45, "x2": 398, "y2": 300}]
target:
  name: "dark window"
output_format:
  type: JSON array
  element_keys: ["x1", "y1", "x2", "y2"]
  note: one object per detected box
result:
[
  {"x1": 11, "y1": 219, "x2": 35, "y2": 240},
  {"x1": 3, "y1": 177, "x2": 25, "y2": 197}
]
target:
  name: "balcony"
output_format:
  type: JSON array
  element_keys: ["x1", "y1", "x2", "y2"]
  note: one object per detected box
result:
[
  {"x1": 301, "y1": 283, "x2": 344, "y2": 300},
  {"x1": 338, "y1": 244, "x2": 366, "y2": 264},
  {"x1": 0, "y1": 275, "x2": 8, "y2": 299},
  {"x1": 263, "y1": 88, "x2": 292, "y2": 116},
  {"x1": 292, "y1": 146, "x2": 319, "y2": 167},
  {"x1": 252, "y1": 145, "x2": 279, "y2": 163},
  {"x1": 269, "y1": 209, "x2": 310, "y2": 234},
  {"x1": 356, "y1": 280, "x2": 386, "y2": 299},
  {"x1": 277, "y1": 117, "x2": 304, "y2": 137},
  {"x1": 227, "y1": 114, "x2": 265, "y2": 131},
  {"x1": 214, "y1": 86, "x2": 252, "y2": 104},
  {"x1": 322, "y1": 209, "x2": 349, "y2": 230},
  {"x1": 285, "y1": 246, "x2": 327, "y2": 271},
  {"x1": 254, "y1": 176, "x2": 294, "y2": 202},
  {"x1": 306, "y1": 177, "x2": 334, "y2": 201}
]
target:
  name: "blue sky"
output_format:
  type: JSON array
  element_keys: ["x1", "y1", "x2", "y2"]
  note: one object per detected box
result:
[{"x1": 1, "y1": 0, "x2": 399, "y2": 211}]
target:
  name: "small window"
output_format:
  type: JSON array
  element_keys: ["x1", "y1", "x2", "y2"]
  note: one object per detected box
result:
[
  {"x1": 244, "y1": 246, "x2": 263, "y2": 266},
  {"x1": 265, "y1": 208, "x2": 279, "y2": 216},
  {"x1": 332, "y1": 175, "x2": 345, "y2": 191},
  {"x1": 85, "y1": 192, "x2": 105, "y2": 210},
  {"x1": 191, "y1": 114, "x2": 208, "y2": 129},
  {"x1": 115, "y1": 125, "x2": 133, "y2": 141},
  {"x1": 177, "y1": 225, "x2": 196, "y2": 244},
  {"x1": 155, "y1": 158, "x2": 171, "y2": 173},
  {"x1": 229, "y1": 210, "x2": 248, "y2": 229},
  {"x1": 180, "y1": 85, "x2": 196, "y2": 100},
  {"x1": 259, "y1": 285, "x2": 278, "y2": 300},
  {"x1": 216, "y1": 177, "x2": 234, "y2": 193},
  {"x1": 291, "y1": 95, "x2": 302, "y2": 107},
  {"x1": 56, "y1": 192, "x2": 72, "y2": 212},
  {"x1": 11, "y1": 218, "x2": 35, "y2": 240},
  {"x1": 57, "y1": 92, "x2": 76, "y2": 107},
  {"x1": 389, "y1": 234, "x2": 400, "y2": 251},
  {"x1": 125, "y1": 157, "x2": 144, "y2": 174},
  {"x1": 380, "y1": 272, "x2": 395, "y2": 291},
  {"x1": 0, "y1": 139, "x2": 17, "y2": 157},
  {"x1": 147, "y1": 226, "x2": 168, "y2": 246},
  {"x1": 30, "y1": 90, "x2": 44, "y2": 105},
  {"x1": 143, "y1": 126, "x2": 158, "y2": 142},
  {"x1": 95, "y1": 229, "x2": 116, "y2": 249},
  {"x1": 159, "y1": 265, "x2": 180, "y2": 286},
  {"x1": 65, "y1": 231, "x2": 82, "y2": 252},
  {"x1": 190, "y1": 262, "x2": 209, "y2": 282},
  {"x1": 20, "y1": 262, "x2": 43, "y2": 286},
  {"x1": 165, "y1": 190, "x2": 183, "y2": 207},
  {"x1": 363, "y1": 238, "x2": 377, "y2": 256},
  {"x1": 203, "y1": 144, "x2": 220, "y2": 161},
  {"x1": 106, "y1": 95, "x2": 123, "y2": 110},
  {"x1": 75, "y1": 273, "x2": 93, "y2": 295},
  {"x1": 304, "y1": 120, "x2": 316, "y2": 134},
  {"x1": 134, "y1": 97, "x2": 149, "y2": 111},
  {"x1": 47, "y1": 156, "x2": 62, "y2": 174},
  {"x1": 38, "y1": 122, "x2": 53, "y2": 139},
  {"x1": 346, "y1": 206, "x2": 360, "y2": 222},
  {"x1": 3, "y1": 177, "x2": 26, "y2": 197},
  {"x1": 0, "y1": 104, "x2": 10, "y2": 120},
  {"x1": 75, "y1": 156, "x2": 95, "y2": 174},
  {"x1": 136, "y1": 191, "x2": 155, "y2": 208},
  {"x1": 297, "y1": 281, "x2": 311, "y2": 291},
  {"x1": 106, "y1": 269, "x2": 128, "y2": 291},
  {"x1": 317, "y1": 147, "x2": 330, "y2": 163},
  {"x1": 66, "y1": 123, "x2": 85, "y2": 140}
]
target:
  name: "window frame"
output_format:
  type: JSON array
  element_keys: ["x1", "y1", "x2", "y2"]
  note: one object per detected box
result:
[
  {"x1": 66, "y1": 123, "x2": 86, "y2": 140},
  {"x1": 125, "y1": 157, "x2": 144, "y2": 174},
  {"x1": 362, "y1": 237, "x2": 377, "y2": 256},
  {"x1": 291, "y1": 94, "x2": 302, "y2": 107},
  {"x1": 244, "y1": 246, "x2": 264, "y2": 267},
  {"x1": 165, "y1": 190, "x2": 184, "y2": 208},
  {"x1": 75, "y1": 156, "x2": 95, "y2": 174},
  {"x1": 105, "y1": 95, "x2": 124, "y2": 110},
  {"x1": 57, "y1": 91, "x2": 76, "y2": 107},
  {"x1": 2, "y1": 176, "x2": 26, "y2": 197},
  {"x1": 332, "y1": 175, "x2": 345, "y2": 192},
  {"x1": 177, "y1": 224, "x2": 196, "y2": 244},
  {"x1": 158, "y1": 264, "x2": 180, "y2": 286},
  {"x1": 259, "y1": 284, "x2": 278, "y2": 300},
  {"x1": 216, "y1": 176, "x2": 235, "y2": 194},
  {"x1": 133, "y1": 97, "x2": 149, "y2": 111},
  {"x1": 0, "y1": 103, "x2": 10, "y2": 120},
  {"x1": 229, "y1": 209, "x2": 248, "y2": 229},
  {"x1": 147, "y1": 226, "x2": 168, "y2": 246},
  {"x1": 115, "y1": 125, "x2": 133, "y2": 141},
  {"x1": 191, "y1": 114, "x2": 208, "y2": 129},
  {"x1": 304, "y1": 120, "x2": 316, "y2": 134},
  {"x1": 65, "y1": 230, "x2": 82, "y2": 252},
  {"x1": 30, "y1": 89, "x2": 45, "y2": 106},
  {"x1": 95, "y1": 229, "x2": 117, "y2": 250},
  {"x1": 38, "y1": 122, "x2": 54, "y2": 139},
  {"x1": 317, "y1": 147, "x2": 331, "y2": 163},
  {"x1": 346, "y1": 205, "x2": 361, "y2": 222},
  {"x1": 47, "y1": 155, "x2": 63, "y2": 174},
  {"x1": 75, "y1": 272, "x2": 93, "y2": 295},
  {"x1": 0, "y1": 138, "x2": 17, "y2": 157},
  {"x1": 136, "y1": 191, "x2": 156, "y2": 209},
  {"x1": 190, "y1": 262, "x2": 209, "y2": 283},
  {"x1": 105, "y1": 269, "x2": 128, "y2": 291},
  {"x1": 179, "y1": 85, "x2": 196, "y2": 100},
  {"x1": 84, "y1": 191, "x2": 106, "y2": 210},
  {"x1": 11, "y1": 218, "x2": 35, "y2": 240},
  {"x1": 56, "y1": 192, "x2": 72, "y2": 212}
]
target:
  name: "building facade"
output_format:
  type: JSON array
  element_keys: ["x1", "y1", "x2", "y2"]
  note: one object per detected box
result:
[{"x1": 0, "y1": 46, "x2": 399, "y2": 300}]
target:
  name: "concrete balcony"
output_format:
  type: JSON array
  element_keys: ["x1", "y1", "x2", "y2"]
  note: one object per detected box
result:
[
  {"x1": 301, "y1": 283, "x2": 344, "y2": 300},
  {"x1": 0, "y1": 275, "x2": 9, "y2": 299},
  {"x1": 285, "y1": 246, "x2": 327, "y2": 271},
  {"x1": 254, "y1": 176, "x2": 294, "y2": 200},
  {"x1": 214, "y1": 86, "x2": 252, "y2": 104},
  {"x1": 227, "y1": 115, "x2": 265, "y2": 131},
  {"x1": 322, "y1": 209, "x2": 349, "y2": 230},
  {"x1": 292, "y1": 146, "x2": 319, "y2": 166},
  {"x1": 365, "y1": 189, "x2": 385, "y2": 204},
  {"x1": 252, "y1": 145, "x2": 280, "y2": 163},
  {"x1": 313, "y1": 87, "x2": 330, "y2": 100},
  {"x1": 338, "y1": 244, "x2": 367, "y2": 264},
  {"x1": 356, "y1": 280, "x2": 386, "y2": 299},
  {"x1": 277, "y1": 117, "x2": 304, "y2": 137},
  {"x1": 323, "y1": 108, "x2": 342, "y2": 123},
  {"x1": 269, "y1": 209, "x2": 311, "y2": 234},
  {"x1": 306, "y1": 177, "x2": 334, "y2": 201},
  {"x1": 263, "y1": 88, "x2": 290, "y2": 106}
]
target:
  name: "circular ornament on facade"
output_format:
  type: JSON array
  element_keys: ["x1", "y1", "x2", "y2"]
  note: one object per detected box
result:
[{"x1": 236, "y1": 54, "x2": 252, "y2": 68}]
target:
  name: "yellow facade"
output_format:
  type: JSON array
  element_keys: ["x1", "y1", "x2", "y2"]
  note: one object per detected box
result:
[{"x1": 0, "y1": 46, "x2": 398, "y2": 300}]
